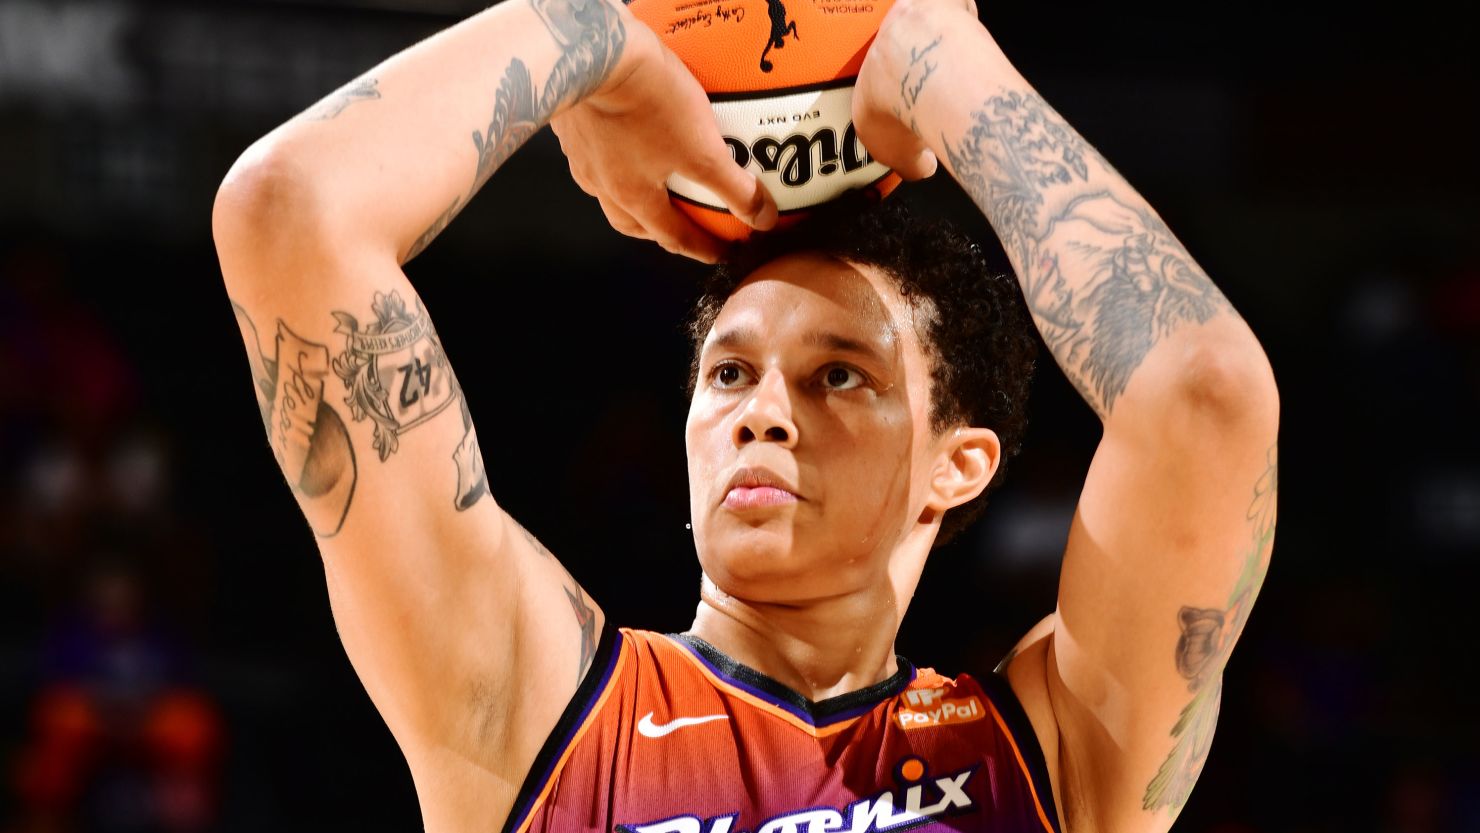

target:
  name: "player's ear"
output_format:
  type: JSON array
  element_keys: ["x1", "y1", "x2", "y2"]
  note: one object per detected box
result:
[{"x1": 925, "y1": 427, "x2": 1000, "y2": 512}]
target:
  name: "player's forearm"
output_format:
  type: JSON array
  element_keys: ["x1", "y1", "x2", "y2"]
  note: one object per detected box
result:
[
  {"x1": 214, "y1": 0, "x2": 631, "y2": 266},
  {"x1": 881, "y1": 2, "x2": 1273, "y2": 424}
]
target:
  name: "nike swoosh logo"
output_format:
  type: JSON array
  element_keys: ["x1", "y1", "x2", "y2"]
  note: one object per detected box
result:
[{"x1": 636, "y1": 711, "x2": 729, "y2": 738}]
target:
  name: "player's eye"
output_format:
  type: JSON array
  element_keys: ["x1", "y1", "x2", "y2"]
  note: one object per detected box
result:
[
  {"x1": 711, "y1": 362, "x2": 755, "y2": 389},
  {"x1": 820, "y1": 364, "x2": 866, "y2": 391}
]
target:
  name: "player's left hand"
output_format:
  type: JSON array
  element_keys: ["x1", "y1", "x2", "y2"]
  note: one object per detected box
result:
[
  {"x1": 853, "y1": 0, "x2": 980, "y2": 181},
  {"x1": 552, "y1": 22, "x2": 778, "y2": 263}
]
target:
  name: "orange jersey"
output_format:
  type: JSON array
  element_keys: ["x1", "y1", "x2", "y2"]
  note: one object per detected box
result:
[{"x1": 503, "y1": 628, "x2": 1061, "y2": 833}]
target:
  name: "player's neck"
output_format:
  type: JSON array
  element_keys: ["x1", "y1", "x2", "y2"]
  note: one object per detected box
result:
[{"x1": 687, "y1": 574, "x2": 904, "y2": 703}]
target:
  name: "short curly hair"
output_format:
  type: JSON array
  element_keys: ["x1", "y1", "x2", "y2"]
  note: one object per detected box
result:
[{"x1": 686, "y1": 190, "x2": 1038, "y2": 546}]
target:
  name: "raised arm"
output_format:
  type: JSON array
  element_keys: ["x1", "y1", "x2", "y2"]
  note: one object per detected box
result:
[
  {"x1": 212, "y1": 1, "x2": 771, "y2": 828},
  {"x1": 855, "y1": 3, "x2": 1279, "y2": 831}
]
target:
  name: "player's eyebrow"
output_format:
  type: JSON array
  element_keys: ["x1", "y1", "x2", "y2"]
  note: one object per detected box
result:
[
  {"x1": 802, "y1": 331, "x2": 889, "y2": 365},
  {"x1": 709, "y1": 327, "x2": 759, "y2": 352},
  {"x1": 708, "y1": 328, "x2": 889, "y2": 365}
]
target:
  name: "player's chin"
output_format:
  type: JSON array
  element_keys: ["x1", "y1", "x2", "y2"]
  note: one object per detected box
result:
[
  {"x1": 699, "y1": 515, "x2": 812, "y2": 583},
  {"x1": 702, "y1": 518, "x2": 872, "y2": 593},
  {"x1": 706, "y1": 512, "x2": 797, "y2": 550}
]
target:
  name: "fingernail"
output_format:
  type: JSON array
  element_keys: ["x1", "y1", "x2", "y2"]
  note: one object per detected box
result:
[
  {"x1": 747, "y1": 173, "x2": 778, "y2": 230},
  {"x1": 754, "y1": 201, "x2": 778, "y2": 230}
]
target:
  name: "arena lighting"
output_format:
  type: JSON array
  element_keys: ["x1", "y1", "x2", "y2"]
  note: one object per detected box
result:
[
  {"x1": 0, "y1": 2, "x2": 137, "y2": 109},
  {"x1": 0, "y1": 1, "x2": 447, "y2": 115},
  {"x1": 257, "y1": 0, "x2": 468, "y2": 12}
]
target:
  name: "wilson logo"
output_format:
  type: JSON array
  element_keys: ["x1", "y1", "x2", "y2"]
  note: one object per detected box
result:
[
  {"x1": 722, "y1": 122, "x2": 874, "y2": 189},
  {"x1": 614, "y1": 764, "x2": 977, "y2": 833}
]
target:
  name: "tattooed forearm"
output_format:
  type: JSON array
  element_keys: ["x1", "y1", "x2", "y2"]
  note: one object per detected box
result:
[
  {"x1": 471, "y1": 59, "x2": 543, "y2": 192},
  {"x1": 1049, "y1": 195, "x2": 1230, "y2": 412},
  {"x1": 532, "y1": 0, "x2": 627, "y2": 117},
  {"x1": 405, "y1": 197, "x2": 462, "y2": 264},
  {"x1": 942, "y1": 91, "x2": 1095, "y2": 264},
  {"x1": 1144, "y1": 445, "x2": 1278, "y2": 811},
  {"x1": 942, "y1": 90, "x2": 1231, "y2": 417},
  {"x1": 414, "y1": 0, "x2": 625, "y2": 252},
  {"x1": 309, "y1": 77, "x2": 381, "y2": 121},
  {"x1": 475, "y1": 0, "x2": 625, "y2": 190},
  {"x1": 232, "y1": 300, "x2": 358, "y2": 537}
]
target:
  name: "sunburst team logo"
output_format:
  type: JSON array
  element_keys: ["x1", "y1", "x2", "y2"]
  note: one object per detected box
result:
[{"x1": 615, "y1": 759, "x2": 977, "y2": 833}]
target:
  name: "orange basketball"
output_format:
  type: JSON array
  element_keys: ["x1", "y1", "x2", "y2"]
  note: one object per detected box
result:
[{"x1": 628, "y1": 0, "x2": 901, "y2": 240}]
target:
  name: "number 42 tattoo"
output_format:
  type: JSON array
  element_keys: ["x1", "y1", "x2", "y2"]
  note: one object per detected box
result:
[{"x1": 328, "y1": 290, "x2": 488, "y2": 512}]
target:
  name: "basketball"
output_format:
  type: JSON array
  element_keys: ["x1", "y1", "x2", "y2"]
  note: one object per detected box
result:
[{"x1": 627, "y1": 0, "x2": 901, "y2": 240}]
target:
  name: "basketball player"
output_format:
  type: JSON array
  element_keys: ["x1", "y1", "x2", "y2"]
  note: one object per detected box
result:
[
  {"x1": 758, "y1": 0, "x2": 799, "y2": 72},
  {"x1": 212, "y1": 0, "x2": 1279, "y2": 829}
]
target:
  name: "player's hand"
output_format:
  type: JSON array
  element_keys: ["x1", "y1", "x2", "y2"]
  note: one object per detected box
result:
[
  {"x1": 552, "y1": 20, "x2": 778, "y2": 263},
  {"x1": 852, "y1": 0, "x2": 980, "y2": 181}
]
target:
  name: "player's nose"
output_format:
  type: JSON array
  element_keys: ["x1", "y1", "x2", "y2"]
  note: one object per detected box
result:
[{"x1": 733, "y1": 369, "x2": 797, "y2": 449}]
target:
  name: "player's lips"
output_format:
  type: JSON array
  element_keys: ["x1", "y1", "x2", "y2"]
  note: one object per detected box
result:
[{"x1": 723, "y1": 467, "x2": 801, "y2": 509}]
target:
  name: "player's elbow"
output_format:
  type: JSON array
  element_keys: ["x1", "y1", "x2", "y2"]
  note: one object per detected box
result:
[
  {"x1": 212, "y1": 137, "x2": 346, "y2": 282},
  {"x1": 1172, "y1": 327, "x2": 1280, "y2": 436}
]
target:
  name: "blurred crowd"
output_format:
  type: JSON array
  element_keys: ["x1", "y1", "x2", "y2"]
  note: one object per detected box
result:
[{"x1": 1, "y1": 246, "x2": 222, "y2": 832}]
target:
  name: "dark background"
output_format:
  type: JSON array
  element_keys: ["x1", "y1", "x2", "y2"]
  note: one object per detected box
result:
[{"x1": 1, "y1": 0, "x2": 1477, "y2": 831}]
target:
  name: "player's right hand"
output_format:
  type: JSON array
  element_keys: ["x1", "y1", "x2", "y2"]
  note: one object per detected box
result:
[{"x1": 552, "y1": 15, "x2": 777, "y2": 263}]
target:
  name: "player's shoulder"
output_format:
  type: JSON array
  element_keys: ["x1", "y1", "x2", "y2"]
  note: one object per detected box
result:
[
  {"x1": 994, "y1": 615, "x2": 1060, "y2": 753},
  {"x1": 615, "y1": 627, "x2": 709, "y2": 676},
  {"x1": 606, "y1": 627, "x2": 728, "y2": 699},
  {"x1": 993, "y1": 616, "x2": 1066, "y2": 827}
]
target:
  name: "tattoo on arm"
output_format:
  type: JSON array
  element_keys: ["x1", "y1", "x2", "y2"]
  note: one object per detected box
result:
[
  {"x1": 309, "y1": 77, "x2": 381, "y2": 121},
  {"x1": 941, "y1": 90, "x2": 1232, "y2": 417},
  {"x1": 514, "y1": 519, "x2": 556, "y2": 559},
  {"x1": 470, "y1": 59, "x2": 543, "y2": 194},
  {"x1": 894, "y1": 37, "x2": 941, "y2": 138},
  {"x1": 232, "y1": 300, "x2": 358, "y2": 537},
  {"x1": 327, "y1": 289, "x2": 488, "y2": 511},
  {"x1": 234, "y1": 290, "x2": 492, "y2": 530},
  {"x1": 531, "y1": 0, "x2": 627, "y2": 121},
  {"x1": 1144, "y1": 445, "x2": 1278, "y2": 811},
  {"x1": 452, "y1": 393, "x2": 488, "y2": 510},
  {"x1": 332, "y1": 290, "x2": 457, "y2": 461},
  {"x1": 406, "y1": 0, "x2": 626, "y2": 258},
  {"x1": 404, "y1": 197, "x2": 462, "y2": 264},
  {"x1": 565, "y1": 583, "x2": 598, "y2": 681},
  {"x1": 513, "y1": 519, "x2": 599, "y2": 680}
]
